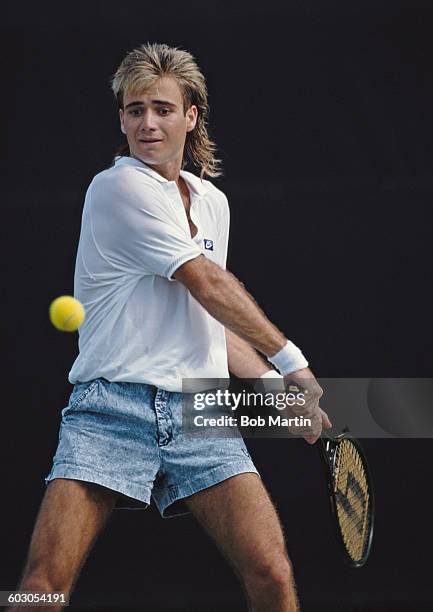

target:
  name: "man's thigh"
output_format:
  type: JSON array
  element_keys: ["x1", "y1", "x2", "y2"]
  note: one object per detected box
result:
[
  {"x1": 184, "y1": 473, "x2": 289, "y2": 578},
  {"x1": 21, "y1": 478, "x2": 118, "y2": 588}
]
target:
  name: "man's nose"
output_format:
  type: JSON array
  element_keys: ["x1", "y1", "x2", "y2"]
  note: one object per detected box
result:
[{"x1": 140, "y1": 109, "x2": 158, "y2": 130}]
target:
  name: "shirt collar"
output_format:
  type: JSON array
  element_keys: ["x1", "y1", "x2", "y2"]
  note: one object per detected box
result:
[{"x1": 114, "y1": 155, "x2": 208, "y2": 196}]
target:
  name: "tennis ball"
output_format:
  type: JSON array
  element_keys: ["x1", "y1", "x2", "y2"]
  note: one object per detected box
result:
[{"x1": 49, "y1": 295, "x2": 85, "y2": 332}]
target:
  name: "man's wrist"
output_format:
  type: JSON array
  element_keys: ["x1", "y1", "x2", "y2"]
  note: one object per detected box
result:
[
  {"x1": 253, "y1": 369, "x2": 286, "y2": 392},
  {"x1": 267, "y1": 340, "x2": 309, "y2": 376}
]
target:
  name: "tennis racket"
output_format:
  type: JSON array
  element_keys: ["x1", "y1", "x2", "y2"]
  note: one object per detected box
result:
[{"x1": 319, "y1": 431, "x2": 374, "y2": 567}]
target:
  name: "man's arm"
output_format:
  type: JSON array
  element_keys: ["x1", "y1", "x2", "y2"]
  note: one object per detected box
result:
[
  {"x1": 174, "y1": 255, "x2": 330, "y2": 443},
  {"x1": 174, "y1": 255, "x2": 287, "y2": 357},
  {"x1": 225, "y1": 328, "x2": 274, "y2": 379}
]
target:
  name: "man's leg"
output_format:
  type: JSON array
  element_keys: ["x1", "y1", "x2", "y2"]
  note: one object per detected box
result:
[
  {"x1": 185, "y1": 473, "x2": 299, "y2": 612},
  {"x1": 7, "y1": 478, "x2": 118, "y2": 612}
]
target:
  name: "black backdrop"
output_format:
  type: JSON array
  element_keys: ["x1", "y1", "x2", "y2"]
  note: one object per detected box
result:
[{"x1": 2, "y1": 1, "x2": 432, "y2": 610}]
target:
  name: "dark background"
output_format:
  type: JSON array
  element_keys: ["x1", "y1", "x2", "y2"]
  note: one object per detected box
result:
[{"x1": 2, "y1": 1, "x2": 432, "y2": 610}]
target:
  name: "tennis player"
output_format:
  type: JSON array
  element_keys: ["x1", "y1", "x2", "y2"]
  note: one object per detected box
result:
[{"x1": 9, "y1": 43, "x2": 330, "y2": 612}]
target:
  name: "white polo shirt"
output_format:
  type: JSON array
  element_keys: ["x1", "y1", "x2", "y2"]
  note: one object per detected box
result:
[{"x1": 68, "y1": 156, "x2": 230, "y2": 391}]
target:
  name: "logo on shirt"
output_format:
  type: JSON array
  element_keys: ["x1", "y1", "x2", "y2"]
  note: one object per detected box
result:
[{"x1": 204, "y1": 239, "x2": 214, "y2": 251}]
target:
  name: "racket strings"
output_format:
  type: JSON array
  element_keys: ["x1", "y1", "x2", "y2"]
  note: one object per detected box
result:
[{"x1": 333, "y1": 439, "x2": 371, "y2": 563}]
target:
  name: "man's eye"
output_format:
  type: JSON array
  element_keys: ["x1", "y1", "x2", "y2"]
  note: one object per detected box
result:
[{"x1": 159, "y1": 108, "x2": 171, "y2": 115}]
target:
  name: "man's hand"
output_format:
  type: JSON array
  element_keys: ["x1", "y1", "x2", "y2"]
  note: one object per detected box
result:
[{"x1": 284, "y1": 367, "x2": 331, "y2": 444}]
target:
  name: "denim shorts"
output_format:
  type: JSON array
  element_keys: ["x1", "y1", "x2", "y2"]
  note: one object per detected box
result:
[{"x1": 45, "y1": 378, "x2": 259, "y2": 518}]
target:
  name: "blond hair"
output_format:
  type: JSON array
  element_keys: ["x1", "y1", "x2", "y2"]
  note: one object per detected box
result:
[{"x1": 111, "y1": 42, "x2": 222, "y2": 180}]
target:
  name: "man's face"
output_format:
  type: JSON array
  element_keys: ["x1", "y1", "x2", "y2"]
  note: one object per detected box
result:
[{"x1": 119, "y1": 76, "x2": 197, "y2": 173}]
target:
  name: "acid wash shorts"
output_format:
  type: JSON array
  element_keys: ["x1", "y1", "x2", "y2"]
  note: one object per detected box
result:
[{"x1": 45, "y1": 378, "x2": 260, "y2": 518}]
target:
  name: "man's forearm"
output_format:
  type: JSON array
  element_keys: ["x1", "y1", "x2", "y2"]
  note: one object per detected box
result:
[
  {"x1": 206, "y1": 268, "x2": 286, "y2": 356},
  {"x1": 225, "y1": 328, "x2": 274, "y2": 378},
  {"x1": 176, "y1": 256, "x2": 286, "y2": 357}
]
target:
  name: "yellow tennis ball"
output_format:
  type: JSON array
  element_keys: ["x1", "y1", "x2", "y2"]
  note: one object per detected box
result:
[{"x1": 49, "y1": 295, "x2": 85, "y2": 332}]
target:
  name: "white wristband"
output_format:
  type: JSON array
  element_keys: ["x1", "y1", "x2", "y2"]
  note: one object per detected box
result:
[
  {"x1": 268, "y1": 340, "x2": 309, "y2": 376},
  {"x1": 254, "y1": 370, "x2": 286, "y2": 392}
]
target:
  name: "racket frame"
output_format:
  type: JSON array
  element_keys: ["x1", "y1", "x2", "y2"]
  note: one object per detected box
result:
[{"x1": 318, "y1": 432, "x2": 375, "y2": 568}]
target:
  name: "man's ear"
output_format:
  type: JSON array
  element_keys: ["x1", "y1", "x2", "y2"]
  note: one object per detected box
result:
[
  {"x1": 119, "y1": 109, "x2": 126, "y2": 134},
  {"x1": 186, "y1": 105, "x2": 198, "y2": 133}
]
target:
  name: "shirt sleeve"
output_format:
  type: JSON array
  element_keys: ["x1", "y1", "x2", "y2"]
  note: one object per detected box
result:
[
  {"x1": 89, "y1": 167, "x2": 203, "y2": 279},
  {"x1": 218, "y1": 193, "x2": 230, "y2": 271}
]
